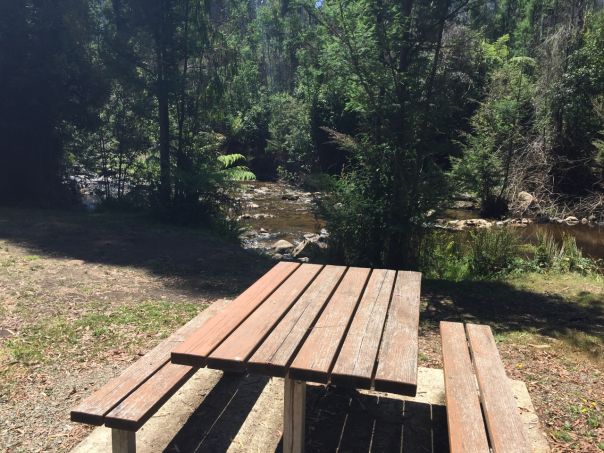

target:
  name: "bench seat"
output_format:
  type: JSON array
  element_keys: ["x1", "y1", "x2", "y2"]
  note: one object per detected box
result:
[
  {"x1": 71, "y1": 300, "x2": 228, "y2": 453},
  {"x1": 440, "y1": 321, "x2": 531, "y2": 453}
]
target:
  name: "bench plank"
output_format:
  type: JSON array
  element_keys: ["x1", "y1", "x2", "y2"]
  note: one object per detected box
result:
[
  {"x1": 440, "y1": 321, "x2": 490, "y2": 453},
  {"x1": 70, "y1": 299, "x2": 229, "y2": 425},
  {"x1": 171, "y1": 262, "x2": 299, "y2": 367},
  {"x1": 466, "y1": 324, "x2": 531, "y2": 453},
  {"x1": 206, "y1": 264, "x2": 323, "y2": 371},
  {"x1": 288, "y1": 267, "x2": 371, "y2": 383},
  {"x1": 373, "y1": 271, "x2": 421, "y2": 394},
  {"x1": 104, "y1": 362, "x2": 196, "y2": 431},
  {"x1": 247, "y1": 265, "x2": 346, "y2": 376},
  {"x1": 330, "y1": 269, "x2": 396, "y2": 389}
]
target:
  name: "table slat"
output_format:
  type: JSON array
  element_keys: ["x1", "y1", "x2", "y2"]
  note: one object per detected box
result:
[
  {"x1": 440, "y1": 321, "x2": 490, "y2": 453},
  {"x1": 288, "y1": 267, "x2": 371, "y2": 383},
  {"x1": 206, "y1": 264, "x2": 323, "y2": 371},
  {"x1": 330, "y1": 269, "x2": 396, "y2": 389},
  {"x1": 247, "y1": 265, "x2": 347, "y2": 375},
  {"x1": 171, "y1": 262, "x2": 299, "y2": 366},
  {"x1": 373, "y1": 271, "x2": 421, "y2": 394},
  {"x1": 466, "y1": 324, "x2": 531, "y2": 453}
]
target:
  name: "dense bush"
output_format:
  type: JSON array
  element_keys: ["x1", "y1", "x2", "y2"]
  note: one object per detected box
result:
[{"x1": 419, "y1": 228, "x2": 600, "y2": 280}]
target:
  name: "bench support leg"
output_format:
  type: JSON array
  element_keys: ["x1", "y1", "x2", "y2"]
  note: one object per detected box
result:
[
  {"x1": 283, "y1": 377, "x2": 306, "y2": 453},
  {"x1": 111, "y1": 428, "x2": 135, "y2": 453}
]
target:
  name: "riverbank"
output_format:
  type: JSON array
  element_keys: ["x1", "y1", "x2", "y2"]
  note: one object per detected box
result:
[
  {"x1": 0, "y1": 207, "x2": 602, "y2": 451},
  {"x1": 234, "y1": 181, "x2": 604, "y2": 261}
]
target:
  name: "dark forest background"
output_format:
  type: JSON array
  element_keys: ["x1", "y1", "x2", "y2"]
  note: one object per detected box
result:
[{"x1": 1, "y1": 0, "x2": 603, "y2": 266}]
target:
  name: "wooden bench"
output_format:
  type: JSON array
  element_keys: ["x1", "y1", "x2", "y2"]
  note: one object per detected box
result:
[
  {"x1": 440, "y1": 321, "x2": 531, "y2": 453},
  {"x1": 70, "y1": 300, "x2": 228, "y2": 453}
]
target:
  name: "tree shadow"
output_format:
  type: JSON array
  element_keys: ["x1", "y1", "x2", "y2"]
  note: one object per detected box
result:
[
  {"x1": 0, "y1": 207, "x2": 273, "y2": 299},
  {"x1": 164, "y1": 373, "x2": 270, "y2": 453},
  {"x1": 421, "y1": 279, "x2": 603, "y2": 344},
  {"x1": 279, "y1": 386, "x2": 448, "y2": 453}
]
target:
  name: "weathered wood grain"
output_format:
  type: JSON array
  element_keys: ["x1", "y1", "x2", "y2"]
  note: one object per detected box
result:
[
  {"x1": 373, "y1": 271, "x2": 421, "y2": 395},
  {"x1": 283, "y1": 378, "x2": 306, "y2": 453},
  {"x1": 171, "y1": 262, "x2": 299, "y2": 367},
  {"x1": 111, "y1": 429, "x2": 136, "y2": 453},
  {"x1": 288, "y1": 267, "x2": 371, "y2": 383},
  {"x1": 330, "y1": 269, "x2": 396, "y2": 389},
  {"x1": 70, "y1": 298, "x2": 230, "y2": 425},
  {"x1": 104, "y1": 362, "x2": 196, "y2": 431},
  {"x1": 206, "y1": 264, "x2": 323, "y2": 371},
  {"x1": 440, "y1": 321, "x2": 490, "y2": 453},
  {"x1": 247, "y1": 265, "x2": 346, "y2": 376},
  {"x1": 466, "y1": 323, "x2": 531, "y2": 453}
]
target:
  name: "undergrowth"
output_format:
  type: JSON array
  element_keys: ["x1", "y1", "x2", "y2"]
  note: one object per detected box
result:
[{"x1": 420, "y1": 228, "x2": 602, "y2": 281}]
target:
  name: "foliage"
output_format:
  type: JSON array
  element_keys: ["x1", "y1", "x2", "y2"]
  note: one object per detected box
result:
[
  {"x1": 266, "y1": 93, "x2": 314, "y2": 174},
  {"x1": 420, "y1": 226, "x2": 601, "y2": 280},
  {"x1": 419, "y1": 231, "x2": 470, "y2": 281},
  {"x1": 449, "y1": 35, "x2": 536, "y2": 216},
  {"x1": 468, "y1": 228, "x2": 520, "y2": 276},
  {"x1": 534, "y1": 231, "x2": 601, "y2": 275},
  {"x1": 314, "y1": 0, "x2": 484, "y2": 267}
]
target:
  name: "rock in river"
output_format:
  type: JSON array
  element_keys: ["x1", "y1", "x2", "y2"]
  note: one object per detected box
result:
[{"x1": 273, "y1": 239, "x2": 295, "y2": 253}]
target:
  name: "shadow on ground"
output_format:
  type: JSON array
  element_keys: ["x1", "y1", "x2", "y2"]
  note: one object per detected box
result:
[
  {"x1": 422, "y1": 279, "x2": 603, "y2": 345},
  {"x1": 1, "y1": 207, "x2": 601, "y2": 345},
  {"x1": 0, "y1": 207, "x2": 273, "y2": 299},
  {"x1": 163, "y1": 374, "x2": 448, "y2": 453}
]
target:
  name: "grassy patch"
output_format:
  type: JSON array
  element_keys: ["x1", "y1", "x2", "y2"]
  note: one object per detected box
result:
[{"x1": 3, "y1": 300, "x2": 201, "y2": 365}]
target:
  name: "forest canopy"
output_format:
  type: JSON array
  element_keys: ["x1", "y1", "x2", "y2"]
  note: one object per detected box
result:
[{"x1": 0, "y1": 0, "x2": 603, "y2": 266}]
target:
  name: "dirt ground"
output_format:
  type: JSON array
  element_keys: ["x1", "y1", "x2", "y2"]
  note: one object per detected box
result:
[{"x1": 0, "y1": 208, "x2": 602, "y2": 452}]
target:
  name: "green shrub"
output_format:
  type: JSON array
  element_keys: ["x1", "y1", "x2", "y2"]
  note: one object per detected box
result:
[
  {"x1": 419, "y1": 231, "x2": 470, "y2": 281},
  {"x1": 468, "y1": 228, "x2": 519, "y2": 276},
  {"x1": 534, "y1": 232, "x2": 601, "y2": 275}
]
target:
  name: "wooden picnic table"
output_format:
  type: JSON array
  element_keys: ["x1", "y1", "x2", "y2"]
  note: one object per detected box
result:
[{"x1": 171, "y1": 262, "x2": 421, "y2": 453}]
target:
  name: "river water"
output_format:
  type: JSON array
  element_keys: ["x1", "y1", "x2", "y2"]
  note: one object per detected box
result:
[{"x1": 236, "y1": 181, "x2": 604, "y2": 260}]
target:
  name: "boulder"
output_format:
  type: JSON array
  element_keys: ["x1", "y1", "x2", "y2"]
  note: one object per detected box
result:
[
  {"x1": 292, "y1": 239, "x2": 326, "y2": 260},
  {"x1": 517, "y1": 191, "x2": 535, "y2": 211},
  {"x1": 272, "y1": 239, "x2": 295, "y2": 253}
]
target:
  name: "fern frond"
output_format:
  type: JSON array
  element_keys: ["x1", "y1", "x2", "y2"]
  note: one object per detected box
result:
[{"x1": 218, "y1": 153, "x2": 246, "y2": 168}]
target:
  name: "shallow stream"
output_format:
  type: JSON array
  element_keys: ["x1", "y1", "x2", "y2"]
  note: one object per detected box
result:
[{"x1": 236, "y1": 181, "x2": 604, "y2": 260}]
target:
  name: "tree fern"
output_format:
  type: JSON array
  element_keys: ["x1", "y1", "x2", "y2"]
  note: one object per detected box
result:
[{"x1": 217, "y1": 153, "x2": 256, "y2": 181}]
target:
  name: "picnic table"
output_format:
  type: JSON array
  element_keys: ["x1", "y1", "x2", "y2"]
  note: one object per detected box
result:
[{"x1": 171, "y1": 261, "x2": 421, "y2": 453}]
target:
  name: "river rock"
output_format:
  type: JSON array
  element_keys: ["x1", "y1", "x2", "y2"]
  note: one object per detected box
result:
[
  {"x1": 464, "y1": 219, "x2": 492, "y2": 228},
  {"x1": 273, "y1": 239, "x2": 294, "y2": 253},
  {"x1": 292, "y1": 239, "x2": 326, "y2": 260},
  {"x1": 517, "y1": 191, "x2": 535, "y2": 211},
  {"x1": 282, "y1": 193, "x2": 299, "y2": 201},
  {"x1": 564, "y1": 216, "x2": 579, "y2": 225},
  {"x1": 252, "y1": 213, "x2": 274, "y2": 219}
]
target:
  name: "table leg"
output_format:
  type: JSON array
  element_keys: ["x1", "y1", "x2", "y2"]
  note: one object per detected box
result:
[{"x1": 283, "y1": 377, "x2": 306, "y2": 453}]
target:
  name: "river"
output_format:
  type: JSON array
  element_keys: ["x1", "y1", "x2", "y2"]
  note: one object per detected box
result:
[{"x1": 236, "y1": 181, "x2": 604, "y2": 260}]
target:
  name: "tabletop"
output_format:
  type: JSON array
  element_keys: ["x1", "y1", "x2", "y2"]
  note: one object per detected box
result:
[{"x1": 171, "y1": 262, "x2": 421, "y2": 396}]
